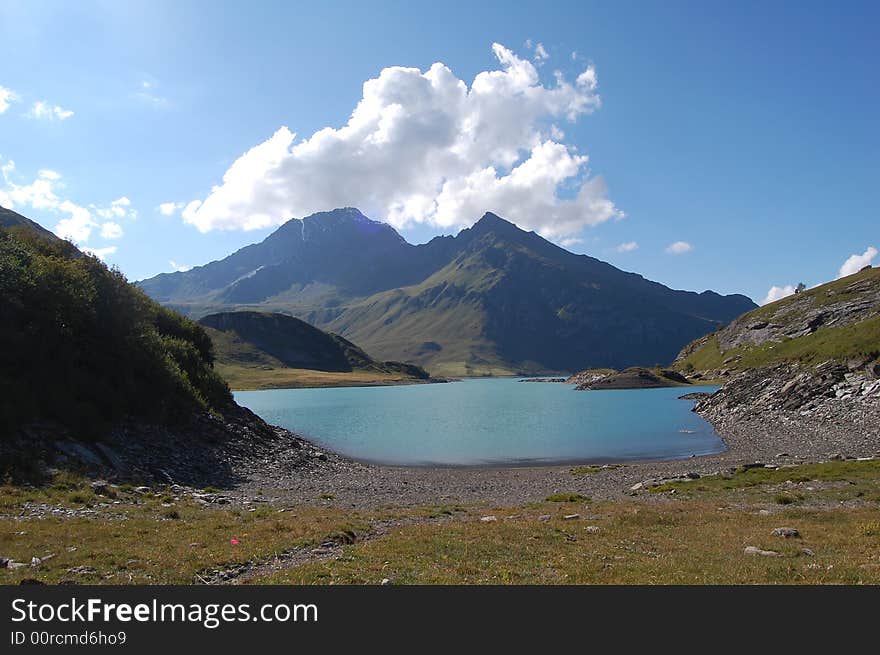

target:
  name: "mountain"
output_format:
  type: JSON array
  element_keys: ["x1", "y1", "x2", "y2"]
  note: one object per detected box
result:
[
  {"x1": 673, "y1": 265, "x2": 879, "y2": 430},
  {"x1": 0, "y1": 213, "x2": 231, "y2": 436},
  {"x1": 1, "y1": 205, "x2": 67, "y2": 245},
  {"x1": 139, "y1": 208, "x2": 757, "y2": 376},
  {"x1": 0, "y1": 209, "x2": 289, "y2": 486},
  {"x1": 199, "y1": 311, "x2": 430, "y2": 388},
  {"x1": 674, "y1": 265, "x2": 880, "y2": 377}
]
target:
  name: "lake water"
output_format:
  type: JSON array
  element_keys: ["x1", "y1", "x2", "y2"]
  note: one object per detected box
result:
[{"x1": 234, "y1": 378, "x2": 724, "y2": 467}]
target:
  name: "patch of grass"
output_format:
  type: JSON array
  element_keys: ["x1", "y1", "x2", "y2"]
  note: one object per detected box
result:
[
  {"x1": 67, "y1": 493, "x2": 89, "y2": 506},
  {"x1": 651, "y1": 460, "x2": 880, "y2": 495},
  {"x1": 676, "y1": 267, "x2": 880, "y2": 375},
  {"x1": 215, "y1": 363, "x2": 432, "y2": 391},
  {"x1": 545, "y1": 493, "x2": 589, "y2": 503},
  {"x1": 0, "y1": 491, "x2": 373, "y2": 584},
  {"x1": 774, "y1": 493, "x2": 797, "y2": 505},
  {"x1": 3, "y1": 457, "x2": 879, "y2": 586},
  {"x1": 253, "y1": 500, "x2": 880, "y2": 585},
  {"x1": 859, "y1": 522, "x2": 880, "y2": 537},
  {"x1": 570, "y1": 464, "x2": 622, "y2": 476}
]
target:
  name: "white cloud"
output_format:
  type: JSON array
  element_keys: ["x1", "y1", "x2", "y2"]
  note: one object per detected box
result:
[
  {"x1": 0, "y1": 85, "x2": 18, "y2": 113},
  {"x1": 533, "y1": 43, "x2": 549, "y2": 64},
  {"x1": 28, "y1": 100, "x2": 74, "y2": 121},
  {"x1": 838, "y1": 246, "x2": 877, "y2": 278},
  {"x1": 134, "y1": 79, "x2": 169, "y2": 108},
  {"x1": 168, "y1": 260, "x2": 191, "y2": 272},
  {"x1": 94, "y1": 196, "x2": 136, "y2": 220},
  {"x1": 558, "y1": 236, "x2": 583, "y2": 248},
  {"x1": 99, "y1": 221, "x2": 124, "y2": 239},
  {"x1": 762, "y1": 284, "x2": 796, "y2": 305},
  {"x1": 82, "y1": 246, "x2": 117, "y2": 260},
  {"x1": 180, "y1": 43, "x2": 621, "y2": 239},
  {"x1": 666, "y1": 241, "x2": 693, "y2": 255},
  {"x1": 616, "y1": 241, "x2": 638, "y2": 253},
  {"x1": 0, "y1": 160, "x2": 132, "y2": 245},
  {"x1": 157, "y1": 201, "x2": 184, "y2": 216}
]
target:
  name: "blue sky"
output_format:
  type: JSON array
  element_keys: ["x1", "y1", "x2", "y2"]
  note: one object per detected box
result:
[{"x1": 1, "y1": 0, "x2": 877, "y2": 304}]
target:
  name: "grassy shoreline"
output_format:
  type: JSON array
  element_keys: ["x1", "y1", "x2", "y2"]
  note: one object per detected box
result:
[
  {"x1": 216, "y1": 364, "x2": 445, "y2": 391},
  {"x1": 2, "y1": 459, "x2": 878, "y2": 585}
]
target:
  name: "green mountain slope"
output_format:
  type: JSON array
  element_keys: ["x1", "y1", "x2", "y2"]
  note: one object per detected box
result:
[
  {"x1": 674, "y1": 266, "x2": 880, "y2": 375},
  {"x1": 199, "y1": 311, "x2": 430, "y2": 389},
  {"x1": 138, "y1": 208, "x2": 757, "y2": 376},
  {"x1": 0, "y1": 218, "x2": 231, "y2": 438},
  {"x1": 0, "y1": 205, "x2": 67, "y2": 245},
  {"x1": 317, "y1": 215, "x2": 756, "y2": 376}
]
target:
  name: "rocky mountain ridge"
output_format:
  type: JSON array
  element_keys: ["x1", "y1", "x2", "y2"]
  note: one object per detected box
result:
[{"x1": 139, "y1": 208, "x2": 756, "y2": 375}]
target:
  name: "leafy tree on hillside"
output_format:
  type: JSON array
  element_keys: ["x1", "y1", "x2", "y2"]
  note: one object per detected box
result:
[{"x1": 0, "y1": 226, "x2": 231, "y2": 440}]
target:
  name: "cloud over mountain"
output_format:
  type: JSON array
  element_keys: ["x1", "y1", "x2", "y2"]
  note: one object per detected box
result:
[
  {"x1": 181, "y1": 43, "x2": 622, "y2": 239},
  {"x1": 838, "y1": 246, "x2": 877, "y2": 278},
  {"x1": 0, "y1": 160, "x2": 133, "y2": 247}
]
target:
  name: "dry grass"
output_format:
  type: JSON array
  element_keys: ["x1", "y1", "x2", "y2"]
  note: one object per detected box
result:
[
  {"x1": 253, "y1": 500, "x2": 880, "y2": 585},
  {"x1": 2, "y1": 461, "x2": 879, "y2": 585},
  {"x1": 215, "y1": 363, "x2": 429, "y2": 390}
]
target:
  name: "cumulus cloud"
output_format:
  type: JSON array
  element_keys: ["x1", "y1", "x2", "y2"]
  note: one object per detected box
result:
[
  {"x1": 100, "y1": 222, "x2": 124, "y2": 239},
  {"x1": 95, "y1": 197, "x2": 136, "y2": 220},
  {"x1": 616, "y1": 241, "x2": 638, "y2": 253},
  {"x1": 838, "y1": 246, "x2": 877, "y2": 278},
  {"x1": 168, "y1": 260, "x2": 191, "y2": 272},
  {"x1": 158, "y1": 201, "x2": 184, "y2": 216},
  {"x1": 665, "y1": 241, "x2": 693, "y2": 255},
  {"x1": 82, "y1": 246, "x2": 117, "y2": 260},
  {"x1": 762, "y1": 284, "x2": 796, "y2": 305},
  {"x1": 180, "y1": 43, "x2": 621, "y2": 239},
  {"x1": 533, "y1": 43, "x2": 549, "y2": 64},
  {"x1": 0, "y1": 159, "x2": 133, "y2": 245},
  {"x1": 28, "y1": 100, "x2": 74, "y2": 121},
  {"x1": 0, "y1": 85, "x2": 18, "y2": 113},
  {"x1": 558, "y1": 236, "x2": 583, "y2": 249},
  {"x1": 134, "y1": 79, "x2": 169, "y2": 108}
]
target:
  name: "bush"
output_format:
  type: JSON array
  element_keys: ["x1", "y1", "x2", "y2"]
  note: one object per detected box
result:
[{"x1": 0, "y1": 227, "x2": 232, "y2": 439}]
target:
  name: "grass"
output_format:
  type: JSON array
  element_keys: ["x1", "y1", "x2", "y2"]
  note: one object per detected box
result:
[
  {"x1": 675, "y1": 267, "x2": 880, "y2": 374},
  {"x1": 2, "y1": 461, "x2": 879, "y2": 585},
  {"x1": 649, "y1": 460, "x2": 880, "y2": 505},
  {"x1": 0, "y1": 476, "x2": 372, "y2": 584},
  {"x1": 570, "y1": 464, "x2": 623, "y2": 476},
  {"x1": 253, "y1": 500, "x2": 880, "y2": 585},
  {"x1": 545, "y1": 493, "x2": 589, "y2": 503},
  {"x1": 215, "y1": 363, "x2": 432, "y2": 390}
]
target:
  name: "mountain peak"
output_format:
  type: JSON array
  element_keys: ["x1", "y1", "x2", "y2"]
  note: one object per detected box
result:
[{"x1": 475, "y1": 212, "x2": 514, "y2": 228}]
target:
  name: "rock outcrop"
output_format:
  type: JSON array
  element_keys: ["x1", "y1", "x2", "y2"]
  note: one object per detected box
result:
[{"x1": 576, "y1": 367, "x2": 690, "y2": 390}]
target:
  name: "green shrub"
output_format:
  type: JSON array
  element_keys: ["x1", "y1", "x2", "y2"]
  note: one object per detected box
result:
[
  {"x1": 0, "y1": 227, "x2": 232, "y2": 439},
  {"x1": 545, "y1": 493, "x2": 589, "y2": 503}
]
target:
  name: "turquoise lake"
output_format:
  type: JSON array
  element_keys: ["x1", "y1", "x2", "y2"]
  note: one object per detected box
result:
[{"x1": 234, "y1": 378, "x2": 725, "y2": 467}]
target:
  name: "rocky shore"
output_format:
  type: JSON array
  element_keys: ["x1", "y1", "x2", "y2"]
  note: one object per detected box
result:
[
  {"x1": 228, "y1": 362, "x2": 879, "y2": 508},
  {"x1": 7, "y1": 361, "x2": 878, "y2": 512}
]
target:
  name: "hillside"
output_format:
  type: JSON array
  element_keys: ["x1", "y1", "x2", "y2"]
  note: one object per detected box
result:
[
  {"x1": 199, "y1": 311, "x2": 431, "y2": 389},
  {"x1": 0, "y1": 211, "x2": 297, "y2": 486},
  {"x1": 138, "y1": 208, "x2": 756, "y2": 376},
  {"x1": 0, "y1": 205, "x2": 67, "y2": 244},
  {"x1": 673, "y1": 266, "x2": 879, "y2": 433},
  {"x1": 674, "y1": 266, "x2": 880, "y2": 377}
]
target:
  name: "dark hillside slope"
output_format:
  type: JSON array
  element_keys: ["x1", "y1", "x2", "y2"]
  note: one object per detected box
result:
[
  {"x1": 199, "y1": 311, "x2": 430, "y2": 387},
  {"x1": 0, "y1": 212, "x2": 307, "y2": 486},
  {"x1": 0, "y1": 223, "x2": 231, "y2": 437}
]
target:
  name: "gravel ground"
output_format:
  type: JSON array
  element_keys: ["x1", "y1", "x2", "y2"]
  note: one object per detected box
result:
[{"x1": 237, "y1": 395, "x2": 880, "y2": 509}]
